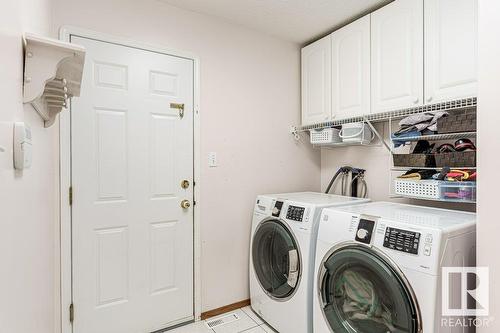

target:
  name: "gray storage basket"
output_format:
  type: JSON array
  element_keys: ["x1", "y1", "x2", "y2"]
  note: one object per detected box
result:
[{"x1": 393, "y1": 154, "x2": 436, "y2": 167}]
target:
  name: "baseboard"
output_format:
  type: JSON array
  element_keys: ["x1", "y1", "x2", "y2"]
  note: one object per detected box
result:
[{"x1": 200, "y1": 299, "x2": 251, "y2": 320}]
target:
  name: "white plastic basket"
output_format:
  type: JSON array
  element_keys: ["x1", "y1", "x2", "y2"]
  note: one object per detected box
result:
[
  {"x1": 309, "y1": 128, "x2": 341, "y2": 145},
  {"x1": 394, "y1": 179, "x2": 441, "y2": 199},
  {"x1": 339, "y1": 122, "x2": 374, "y2": 144}
]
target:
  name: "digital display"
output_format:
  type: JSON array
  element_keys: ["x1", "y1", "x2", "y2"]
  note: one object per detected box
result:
[
  {"x1": 383, "y1": 227, "x2": 421, "y2": 255},
  {"x1": 286, "y1": 205, "x2": 305, "y2": 222}
]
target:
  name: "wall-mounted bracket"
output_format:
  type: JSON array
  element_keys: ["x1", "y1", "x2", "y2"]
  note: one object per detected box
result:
[
  {"x1": 290, "y1": 126, "x2": 301, "y2": 141},
  {"x1": 362, "y1": 116, "x2": 393, "y2": 154},
  {"x1": 23, "y1": 33, "x2": 86, "y2": 127}
]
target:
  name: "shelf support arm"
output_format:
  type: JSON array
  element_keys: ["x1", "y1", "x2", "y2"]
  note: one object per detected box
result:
[{"x1": 363, "y1": 116, "x2": 393, "y2": 154}]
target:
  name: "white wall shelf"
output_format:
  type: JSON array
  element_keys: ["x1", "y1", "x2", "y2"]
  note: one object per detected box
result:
[
  {"x1": 23, "y1": 33, "x2": 86, "y2": 127},
  {"x1": 390, "y1": 194, "x2": 476, "y2": 204},
  {"x1": 392, "y1": 166, "x2": 476, "y2": 171},
  {"x1": 392, "y1": 131, "x2": 476, "y2": 143},
  {"x1": 292, "y1": 97, "x2": 477, "y2": 134}
]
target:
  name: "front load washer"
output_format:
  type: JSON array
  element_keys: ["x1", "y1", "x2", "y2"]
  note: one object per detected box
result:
[
  {"x1": 313, "y1": 202, "x2": 476, "y2": 333},
  {"x1": 249, "y1": 192, "x2": 370, "y2": 333}
]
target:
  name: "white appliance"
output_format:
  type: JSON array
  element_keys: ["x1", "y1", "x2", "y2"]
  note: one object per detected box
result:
[
  {"x1": 249, "y1": 192, "x2": 370, "y2": 333},
  {"x1": 313, "y1": 202, "x2": 476, "y2": 333}
]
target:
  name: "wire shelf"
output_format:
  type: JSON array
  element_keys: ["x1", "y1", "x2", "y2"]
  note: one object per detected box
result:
[
  {"x1": 313, "y1": 141, "x2": 378, "y2": 149},
  {"x1": 293, "y1": 97, "x2": 477, "y2": 133},
  {"x1": 392, "y1": 131, "x2": 476, "y2": 143},
  {"x1": 391, "y1": 166, "x2": 476, "y2": 171},
  {"x1": 391, "y1": 194, "x2": 476, "y2": 204}
]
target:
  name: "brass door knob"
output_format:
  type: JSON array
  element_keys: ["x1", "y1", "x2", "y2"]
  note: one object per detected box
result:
[{"x1": 180, "y1": 200, "x2": 191, "y2": 209}]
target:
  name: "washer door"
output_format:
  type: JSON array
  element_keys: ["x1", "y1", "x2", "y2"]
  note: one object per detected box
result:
[
  {"x1": 318, "y1": 245, "x2": 421, "y2": 333},
  {"x1": 252, "y1": 219, "x2": 301, "y2": 300}
]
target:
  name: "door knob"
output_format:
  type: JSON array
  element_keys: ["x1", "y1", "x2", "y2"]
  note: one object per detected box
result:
[
  {"x1": 180, "y1": 199, "x2": 191, "y2": 209},
  {"x1": 181, "y1": 179, "x2": 190, "y2": 189}
]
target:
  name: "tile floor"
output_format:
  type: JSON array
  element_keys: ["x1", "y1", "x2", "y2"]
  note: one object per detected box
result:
[{"x1": 168, "y1": 307, "x2": 277, "y2": 333}]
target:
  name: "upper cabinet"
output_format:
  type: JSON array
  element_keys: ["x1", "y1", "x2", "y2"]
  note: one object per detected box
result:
[
  {"x1": 300, "y1": 0, "x2": 477, "y2": 127},
  {"x1": 371, "y1": 0, "x2": 424, "y2": 113},
  {"x1": 331, "y1": 15, "x2": 371, "y2": 120},
  {"x1": 424, "y1": 0, "x2": 478, "y2": 103},
  {"x1": 301, "y1": 35, "x2": 332, "y2": 126}
]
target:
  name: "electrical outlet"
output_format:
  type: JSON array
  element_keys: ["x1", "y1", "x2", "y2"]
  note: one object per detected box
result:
[{"x1": 208, "y1": 152, "x2": 217, "y2": 167}]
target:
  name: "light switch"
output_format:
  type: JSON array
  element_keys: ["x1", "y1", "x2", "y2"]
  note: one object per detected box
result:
[{"x1": 208, "y1": 152, "x2": 217, "y2": 167}]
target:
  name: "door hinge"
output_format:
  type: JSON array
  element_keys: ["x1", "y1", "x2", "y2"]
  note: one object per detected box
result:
[
  {"x1": 69, "y1": 303, "x2": 74, "y2": 323},
  {"x1": 69, "y1": 186, "x2": 73, "y2": 206}
]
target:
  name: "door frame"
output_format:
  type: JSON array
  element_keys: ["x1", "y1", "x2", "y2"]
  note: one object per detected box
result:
[{"x1": 58, "y1": 26, "x2": 202, "y2": 333}]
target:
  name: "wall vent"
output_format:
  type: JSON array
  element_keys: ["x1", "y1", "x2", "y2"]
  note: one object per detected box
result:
[{"x1": 205, "y1": 313, "x2": 240, "y2": 328}]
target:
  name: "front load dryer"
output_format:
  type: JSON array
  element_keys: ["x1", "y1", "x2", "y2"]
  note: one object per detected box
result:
[
  {"x1": 249, "y1": 192, "x2": 370, "y2": 333},
  {"x1": 313, "y1": 202, "x2": 476, "y2": 333}
]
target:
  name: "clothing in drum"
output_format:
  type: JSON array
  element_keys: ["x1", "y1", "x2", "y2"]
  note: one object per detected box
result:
[
  {"x1": 318, "y1": 245, "x2": 420, "y2": 333},
  {"x1": 252, "y1": 219, "x2": 301, "y2": 300}
]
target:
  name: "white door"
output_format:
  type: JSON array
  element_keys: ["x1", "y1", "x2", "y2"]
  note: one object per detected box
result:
[
  {"x1": 424, "y1": 0, "x2": 478, "y2": 103},
  {"x1": 70, "y1": 36, "x2": 194, "y2": 333},
  {"x1": 371, "y1": 0, "x2": 423, "y2": 113},
  {"x1": 331, "y1": 14, "x2": 371, "y2": 120},
  {"x1": 301, "y1": 35, "x2": 332, "y2": 125}
]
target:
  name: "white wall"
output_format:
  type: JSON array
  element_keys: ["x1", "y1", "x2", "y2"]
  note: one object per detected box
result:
[
  {"x1": 51, "y1": 0, "x2": 320, "y2": 312},
  {"x1": 477, "y1": 0, "x2": 500, "y2": 331},
  {"x1": 0, "y1": 0, "x2": 58, "y2": 332}
]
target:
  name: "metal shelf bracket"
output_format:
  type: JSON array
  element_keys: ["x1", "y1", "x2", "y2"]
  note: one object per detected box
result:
[{"x1": 363, "y1": 117, "x2": 393, "y2": 154}]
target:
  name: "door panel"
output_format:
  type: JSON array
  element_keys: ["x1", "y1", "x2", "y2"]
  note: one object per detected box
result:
[
  {"x1": 301, "y1": 35, "x2": 332, "y2": 125},
  {"x1": 252, "y1": 219, "x2": 301, "y2": 300},
  {"x1": 424, "y1": 0, "x2": 477, "y2": 103},
  {"x1": 371, "y1": 0, "x2": 423, "y2": 113},
  {"x1": 332, "y1": 15, "x2": 371, "y2": 119},
  {"x1": 71, "y1": 36, "x2": 194, "y2": 333}
]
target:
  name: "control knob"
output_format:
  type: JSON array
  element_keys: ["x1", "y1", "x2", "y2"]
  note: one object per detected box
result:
[{"x1": 357, "y1": 228, "x2": 369, "y2": 240}]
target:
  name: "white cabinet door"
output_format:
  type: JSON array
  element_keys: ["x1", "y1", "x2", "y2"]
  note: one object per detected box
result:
[
  {"x1": 425, "y1": 0, "x2": 477, "y2": 103},
  {"x1": 331, "y1": 15, "x2": 371, "y2": 120},
  {"x1": 71, "y1": 36, "x2": 194, "y2": 333},
  {"x1": 301, "y1": 35, "x2": 332, "y2": 125},
  {"x1": 371, "y1": 0, "x2": 423, "y2": 113}
]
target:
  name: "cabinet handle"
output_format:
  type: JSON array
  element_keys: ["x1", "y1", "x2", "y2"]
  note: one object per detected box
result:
[
  {"x1": 413, "y1": 97, "x2": 420, "y2": 104},
  {"x1": 426, "y1": 96, "x2": 433, "y2": 103}
]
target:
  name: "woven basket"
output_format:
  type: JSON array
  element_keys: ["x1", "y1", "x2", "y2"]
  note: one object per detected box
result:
[
  {"x1": 437, "y1": 108, "x2": 476, "y2": 134},
  {"x1": 393, "y1": 154, "x2": 436, "y2": 167},
  {"x1": 435, "y1": 151, "x2": 476, "y2": 167}
]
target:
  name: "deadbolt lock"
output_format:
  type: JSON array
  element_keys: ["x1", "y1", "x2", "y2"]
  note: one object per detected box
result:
[
  {"x1": 180, "y1": 199, "x2": 191, "y2": 209},
  {"x1": 181, "y1": 180, "x2": 190, "y2": 189}
]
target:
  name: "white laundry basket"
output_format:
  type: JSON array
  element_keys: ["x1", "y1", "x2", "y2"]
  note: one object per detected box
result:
[
  {"x1": 339, "y1": 122, "x2": 374, "y2": 144},
  {"x1": 309, "y1": 128, "x2": 342, "y2": 145}
]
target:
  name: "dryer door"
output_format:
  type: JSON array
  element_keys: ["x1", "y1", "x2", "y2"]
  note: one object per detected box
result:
[
  {"x1": 318, "y1": 244, "x2": 421, "y2": 333},
  {"x1": 252, "y1": 218, "x2": 301, "y2": 300}
]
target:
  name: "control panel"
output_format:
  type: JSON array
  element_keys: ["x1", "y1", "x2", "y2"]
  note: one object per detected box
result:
[
  {"x1": 286, "y1": 205, "x2": 305, "y2": 222},
  {"x1": 272, "y1": 201, "x2": 284, "y2": 217},
  {"x1": 383, "y1": 227, "x2": 421, "y2": 255},
  {"x1": 355, "y1": 218, "x2": 375, "y2": 244}
]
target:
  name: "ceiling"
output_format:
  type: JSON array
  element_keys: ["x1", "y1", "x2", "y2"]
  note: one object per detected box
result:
[{"x1": 158, "y1": 0, "x2": 392, "y2": 44}]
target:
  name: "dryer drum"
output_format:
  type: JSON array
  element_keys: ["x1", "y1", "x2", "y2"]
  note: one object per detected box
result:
[
  {"x1": 318, "y1": 245, "x2": 421, "y2": 333},
  {"x1": 252, "y1": 219, "x2": 301, "y2": 301}
]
